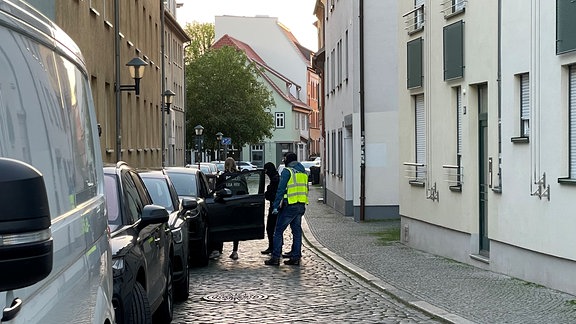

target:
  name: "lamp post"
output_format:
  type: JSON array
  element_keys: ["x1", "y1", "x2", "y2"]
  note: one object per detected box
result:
[
  {"x1": 216, "y1": 132, "x2": 223, "y2": 161},
  {"x1": 161, "y1": 90, "x2": 175, "y2": 167},
  {"x1": 194, "y1": 125, "x2": 204, "y2": 166}
]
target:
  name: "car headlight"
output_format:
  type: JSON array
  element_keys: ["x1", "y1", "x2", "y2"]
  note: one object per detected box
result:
[
  {"x1": 112, "y1": 257, "x2": 124, "y2": 271},
  {"x1": 171, "y1": 227, "x2": 183, "y2": 244}
]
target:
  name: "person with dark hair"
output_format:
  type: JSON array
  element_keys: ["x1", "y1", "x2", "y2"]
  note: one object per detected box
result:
[
  {"x1": 212, "y1": 157, "x2": 243, "y2": 260},
  {"x1": 265, "y1": 152, "x2": 309, "y2": 266},
  {"x1": 261, "y1": 162, "x2": 280, "y2": 254}
]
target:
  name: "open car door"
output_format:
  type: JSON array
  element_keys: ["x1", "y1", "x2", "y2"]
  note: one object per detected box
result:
[{"x1": 205, "y1": 170, "x2": 265, "y2": 243}]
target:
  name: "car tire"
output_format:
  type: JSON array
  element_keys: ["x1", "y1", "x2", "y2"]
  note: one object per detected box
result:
[
  {"x1": 153, "y1": 261, "x2": 173, "y2": 323},
  {"x1": 174, "y1": 257, "x2": 189, "y2": 301},
  {"x1": 125, "y1": 281, "x2": 152, "y2": 324},
  {"x1": 190, "y1": 220, "x2": 209, "y2": 267}
]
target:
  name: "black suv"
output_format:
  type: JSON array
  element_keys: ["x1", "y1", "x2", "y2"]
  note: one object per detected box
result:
[
  {"x1": 138, "y1": 168, "x2": 197, "y2": 301},
  {"x1": 103, "y1": 162, "x2": 173, "y2": 323}
]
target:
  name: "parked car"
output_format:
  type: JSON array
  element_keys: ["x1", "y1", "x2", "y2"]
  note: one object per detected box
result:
[
  {"x1": 213, "y1": 160, "x2": 225, "y2": 173},
  {"x1": 138, "y1": 169, "x2": 197, "y2": 301},
  {"x1": 104, "y1": 162, "x2": 173, "y2": 323},
  {"x1": 186, "y1": 162, "x2": 219, "y2": 189},
  {"x1": 164, "y1": 167, "x2": 266, "y2": 266},
  {"x1": 301, "y1": 160, "x2": 321, "y2": 176},
  {"x1": 237, "y1": 161, "x2": 258, "y2": 172},
  {"x1": 0, "y1": 1, "x2": 114, "y2": 322}
]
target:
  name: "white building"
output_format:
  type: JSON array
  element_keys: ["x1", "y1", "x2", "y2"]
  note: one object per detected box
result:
[
  {"x1": 323, "y1": 0, "x2": 399, "y2": 219},
  {"x1": 398, "y1": 0, "x2": 576, "y2": 295},
  {"x1": 215, "y1": 15, "x2": 316, "y2": 163}
]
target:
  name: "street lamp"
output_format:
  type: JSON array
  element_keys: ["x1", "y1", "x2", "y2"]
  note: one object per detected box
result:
[
  {"x1": 114, "y1": 56, "x2": 148, "y2": 162},
  {"x1": 216, "y1": 132, "x2": 223, "y2": 161},
  {"x1": 194, "y1": 125, "x2": 204, "y2": 165},
  {"x1": 119, "y1": 57, "x2": 147, "y2": 95},
  {"x1": 161, "y1": 90, "x2": 175, "y2": 167}
]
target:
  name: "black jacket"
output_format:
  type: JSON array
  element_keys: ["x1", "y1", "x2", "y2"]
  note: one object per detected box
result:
[{"x1": 265, "y1": 171, "x2": 280, "y2": 202}]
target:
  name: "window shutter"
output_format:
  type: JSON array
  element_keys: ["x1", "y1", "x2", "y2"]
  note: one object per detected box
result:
[
  {"x1": 443, "y1": 20, "x2": 464, "y2": 80},
  {"x1": 407, "y1": 38, "x2": 423, "y2": 89},
  {"x1": 570, "y1": 66, "x2": 576, "y2": 178},
  {"x1": 415, "y1": 95, "x2": 426, "y2": 179},
  {"x1": 557, "y1": 0, "x2": 576, "y2": 54},
  {"x1": 520, "y1": 74, "x2": 530, "y2": 137}
]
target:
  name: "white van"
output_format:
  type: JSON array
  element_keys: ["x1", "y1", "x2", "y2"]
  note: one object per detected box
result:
[{"x1": 0, "y1": 1, "x2": 114, "y2": 323}]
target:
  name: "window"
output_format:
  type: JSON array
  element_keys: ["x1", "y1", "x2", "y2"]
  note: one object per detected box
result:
[
  {"x1": 442, "y1": 0, "x2": 466, "y2": 18},
  {"x1": 337, "y1": 39, "x2": 342, "y2": 87},
  {"x1": 443, "y1": 20, "x2": 464, "y2": 80},
  {"x1": 456, "y1": 87, "x2": 463, "y2": 186},
  {"x1": 415, "y1": 94, "x2": 426, "y2": 180},
  {"x1": 569, "y1": 65, "x2": 576, "y2": 178},
  {"x1": 403, "y1": 0, "x2": 425, "y2": 34},
  {"x1": 345, "y1": 30, "x2": 349, "y2": 81},
  {"x1": 520, "y1": 73, "x2": 530, "y2": 137},
  {"x1": 407, "y1": 37, "x2": 423, "y2": 89},
  {"x1": 337, "y1": 129, "x2": 343, "y2": 177},
  {"x1": 556, "y1": 0, "x2": 576, "y2": 54},
  {"x1": 275, "y1": 112, "x2": 285, "y2": 128},
  {"x1": 331, "y1": 130, "x2": 336, "y2": 174}
]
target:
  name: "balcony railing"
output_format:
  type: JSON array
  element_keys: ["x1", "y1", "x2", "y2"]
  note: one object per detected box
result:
[
  {"x1": 404, "y1": 162, "x2": 427, "y2": 185},
  {"x1": 440, "y1": 0, "x2": 466, "y2": 19},
  {"x1": 403, "y1": 4, "x2": 425, "y2": 34}
]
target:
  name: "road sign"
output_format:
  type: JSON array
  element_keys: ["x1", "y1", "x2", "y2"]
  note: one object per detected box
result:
[{"x1": 222, "y1": 137, "x2": 232, "y2": 145}]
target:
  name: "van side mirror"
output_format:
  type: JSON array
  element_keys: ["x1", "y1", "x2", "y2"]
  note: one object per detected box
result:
[{"x1": 0, "y1": 158, "x2": 53, "y2": 292}]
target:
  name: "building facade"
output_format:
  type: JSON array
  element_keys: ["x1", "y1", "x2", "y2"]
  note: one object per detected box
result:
[
  {"x1": 322, "y1": 0, "x2": 400, "y2": 219},
  {"x1": 27, "y1": 0, "x2": 188, "y2": 168},
  {"x1": 398, "y1": 0, "x2": 576, "y2": 295}
]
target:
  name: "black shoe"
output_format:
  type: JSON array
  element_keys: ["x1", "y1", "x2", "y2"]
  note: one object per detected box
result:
[
  {"x1": 284, "y1": 258, "x2": 300, "y2": 266},
  {"x1": 261, "y1": 248, "x2": 272, "y2": 255},
  {"x1": 282, "y1": 252, "x2": 293, "y2": 258},
  {"x1": 264, "y1": 258, "x2": 280, "y2": 266}
]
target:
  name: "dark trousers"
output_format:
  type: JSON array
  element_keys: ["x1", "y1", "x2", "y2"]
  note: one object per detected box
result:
[{"x1": 266, "y1": 206, "x2": 278, "y2": 249}]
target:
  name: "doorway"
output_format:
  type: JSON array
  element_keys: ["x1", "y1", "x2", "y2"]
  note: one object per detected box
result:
[{"x1": 477, "y1": 84, "x2": 490, "y2": 256}]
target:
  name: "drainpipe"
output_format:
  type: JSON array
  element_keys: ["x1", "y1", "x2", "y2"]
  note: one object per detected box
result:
[
  {"x1": 161, "y1": 0, "x2": 166, "y2": 167},
  {"x1": 359, "y1": 0, "x2": 366, "y2": 221},
  {"x1": 114, "y1": 0, "x2": 121, "y2": 162},
  {"x1": 497, "y1": 0, "x2": 502, "y2": 189}
]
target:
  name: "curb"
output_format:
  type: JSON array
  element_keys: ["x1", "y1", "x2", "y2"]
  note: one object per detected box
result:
[{"x1": 301, "y1": 215, "x2": 476, "y2": 324}]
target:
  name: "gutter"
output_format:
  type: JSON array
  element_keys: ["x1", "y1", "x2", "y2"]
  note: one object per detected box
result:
[{"x1": 359, "y1": 0, "x2": 366, "y2": 221}]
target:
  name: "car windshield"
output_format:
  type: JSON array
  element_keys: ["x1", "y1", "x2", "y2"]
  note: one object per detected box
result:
[
  {"x1": 141, "y1": 177, "x2": 175, "y2": 212},
  {"x1": 166, "y1": 172, "x2": 198, "y2": 197},
  {"x1": 103, "y1": 174, "x2": 121, "y2": 231},
  {"x1": 301, "y1": 161, "x2": 317, "y2": 168}
]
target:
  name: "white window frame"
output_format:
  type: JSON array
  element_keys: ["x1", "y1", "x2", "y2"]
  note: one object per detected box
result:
[
  {"x1": 520, "y1": 73, "x2": 530, "y2": 137},
  {"x1": 415, "y1": 94, "x2": 426, "y2": 180},
  {"x1": 275, "y1": 112, "x2": 285, "y2": 129},
  {"x1": 569, "y1": 66, "x2": 576, "y2": 179}
]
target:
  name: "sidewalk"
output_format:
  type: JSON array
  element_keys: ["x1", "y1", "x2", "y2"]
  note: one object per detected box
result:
[{"x1": 301, "y1": 186, "x2": 576, "y2": 324}]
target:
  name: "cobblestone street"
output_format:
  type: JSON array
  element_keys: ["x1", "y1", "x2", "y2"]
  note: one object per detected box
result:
[{"x1": 172, "y1": 235, "x2": 442, "y2": 323}]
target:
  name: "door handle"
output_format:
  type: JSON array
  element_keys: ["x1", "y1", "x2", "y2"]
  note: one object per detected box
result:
[{"x1": 2, "y1": 298, "x2": 22, "y2": 321}]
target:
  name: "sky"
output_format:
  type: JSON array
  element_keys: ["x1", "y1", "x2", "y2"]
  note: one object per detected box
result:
[{"x1": 176, "y1": 0, "x2": 319, "y2": 51}]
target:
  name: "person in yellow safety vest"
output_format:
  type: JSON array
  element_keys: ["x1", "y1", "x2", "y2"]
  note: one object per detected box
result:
[{"x1": 265, "y1": 152, "x2": 309, "y2": 266}]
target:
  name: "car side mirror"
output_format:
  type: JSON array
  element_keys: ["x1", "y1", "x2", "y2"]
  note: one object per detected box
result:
[
  {"x1": 139, "y1": 204, "x2": 169, "y2": 228},
  {"x1": 181, "y1": 198, "x2": 198, "y2": 211},
  {"x1": 214, "y1": 188, "x2": 232, "y2": 201},
  {"x1": 0, "y1": 158, "x2": 53, "y2": 292}
]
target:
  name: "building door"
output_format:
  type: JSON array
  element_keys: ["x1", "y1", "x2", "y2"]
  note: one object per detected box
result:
[{"x1": 478, "y1": 84, "x2": 490, "y2": 256}]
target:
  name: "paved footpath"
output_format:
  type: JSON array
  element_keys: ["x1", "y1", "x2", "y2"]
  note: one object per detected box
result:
[{"x1": 302, "y1": 186, "x2": 576, "y2": 324}]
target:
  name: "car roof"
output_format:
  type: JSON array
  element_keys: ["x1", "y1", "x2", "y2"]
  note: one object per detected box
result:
[
  {"x1": 137, "y1": 169, "x2": 166, "y2": 179},
  {"x1": 164, "y1": 166, "x2": 200, "y2": 174}
]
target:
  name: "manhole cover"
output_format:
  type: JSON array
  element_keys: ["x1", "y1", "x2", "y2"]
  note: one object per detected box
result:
[{"x1": 203, "y1": 292, "x2": 268, "y2": 302}]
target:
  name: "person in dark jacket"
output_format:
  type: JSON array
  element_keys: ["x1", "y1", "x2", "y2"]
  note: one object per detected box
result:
[
  {"x1": 212, "y1": 157, "x2": 243, "y2": 260},
  {"x1": 261, "y1": 162, "x2": 280, "y2": 254}
]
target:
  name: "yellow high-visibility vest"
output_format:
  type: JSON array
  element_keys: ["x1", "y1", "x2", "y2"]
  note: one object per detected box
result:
[{"x1": 283, "y1": 167, "x2": 309, "y2": 204}]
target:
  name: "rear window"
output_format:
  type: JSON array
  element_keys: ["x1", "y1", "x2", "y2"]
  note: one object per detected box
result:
[{"x1": 166, "y1": 172, "x2": 198, "y2": 197}]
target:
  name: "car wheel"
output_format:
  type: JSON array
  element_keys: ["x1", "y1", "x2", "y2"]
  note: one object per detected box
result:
[
  {"x1": 174, "y1": 257, "x2": 189, "y2": 301},
  {"x1": 153, "y1": 261, "x2": 173, "y2": 323},
  {"x1": 125, "y1": 281, "x2": 152, "y2": 324},
  {"x1": 190, "y1": 220, "x2": 209, "y2": 267}
]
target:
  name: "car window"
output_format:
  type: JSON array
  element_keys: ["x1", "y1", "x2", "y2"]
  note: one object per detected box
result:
[
  {"x1": 218, "y1": 171, "x2": 263, "y2": 195},
  {"x1": 122, "y1": 171, "x2": 142, "y2": 224},
  {"x1": 104, "y1": 174, "x2": 121, "y2": 231},
  {"x1": 142, "y1": 177, "x2": 175, "y2": 212},
  {"x1": 167, "y1": 172, "x2": 198, "y2": 197}
]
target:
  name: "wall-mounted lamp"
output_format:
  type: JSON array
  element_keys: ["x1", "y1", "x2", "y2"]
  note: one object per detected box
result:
[
  {"x1": 163, "y1": 89, "x2": 175, "y2": 114},
  {"x1": 119, "y1": 57, "x2": 147, "y2": 95}
]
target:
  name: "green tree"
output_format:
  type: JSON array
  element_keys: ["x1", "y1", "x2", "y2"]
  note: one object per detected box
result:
[
  {"x1": 184, "y1": 22, "x2": 215, "y2": 65},
  {"x1": 185, "y1": 45, "x2": 275, "y2": 153}
]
